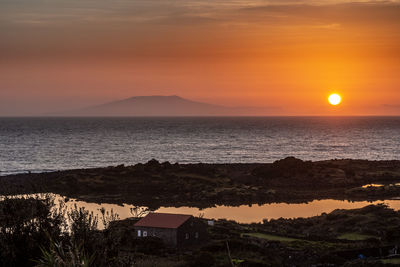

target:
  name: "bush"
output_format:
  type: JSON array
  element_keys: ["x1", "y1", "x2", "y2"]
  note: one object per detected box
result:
[
  {"x1": 0, "y1": 195, "x2": 120, "y2": 267},
  {"x1": 0, "y1": 195, "x2": 65, "y2": 266},
  {"x1": 191, "y1": 251, "x2": 216, "y2": 267}
]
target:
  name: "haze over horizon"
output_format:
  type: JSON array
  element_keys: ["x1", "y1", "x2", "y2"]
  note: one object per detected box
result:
[
  {"x1": 50, "y1": 95, "x2": 281, "y2": 116},
  {"x1": 1, "y1": 0, "x2": 400, "y2": 116}
]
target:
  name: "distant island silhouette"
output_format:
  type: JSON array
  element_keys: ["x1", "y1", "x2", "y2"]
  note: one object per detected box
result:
[{"x1": 62, "y1": 95, "x2": 277, "y2": 116}]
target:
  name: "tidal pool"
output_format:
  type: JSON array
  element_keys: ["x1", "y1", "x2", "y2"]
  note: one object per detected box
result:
[
  {"x1": 3, "y1": 194, "x2": 400, "y2": 225},
  {"x1": 56, "y1": 196, "x2": 400, "y2": 224},
  {"x1": 362, "y1": 183, "x2": 400, "y2": 188}
]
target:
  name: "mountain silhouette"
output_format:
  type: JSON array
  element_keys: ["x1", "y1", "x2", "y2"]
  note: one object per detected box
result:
[{"x1": 65, "y1": 95, "x2": 276, "y2": 116}]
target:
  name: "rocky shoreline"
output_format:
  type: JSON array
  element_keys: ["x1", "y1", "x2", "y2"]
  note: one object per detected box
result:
[{"x1": 1, "y1": 157, "x2": 400, "y2": 208}]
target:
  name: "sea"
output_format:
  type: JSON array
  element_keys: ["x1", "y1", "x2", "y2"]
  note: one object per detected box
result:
[{"x1": 1, "y1": 116, "x2": 400, "y2": 176}]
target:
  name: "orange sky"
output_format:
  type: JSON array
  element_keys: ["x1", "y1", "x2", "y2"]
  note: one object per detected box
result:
[{"x1": 0, "y1": 0, "x2": 399, "y2": 115}]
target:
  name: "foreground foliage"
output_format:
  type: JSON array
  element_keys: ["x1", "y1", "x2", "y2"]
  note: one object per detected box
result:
[{"x1": 1, "y1": 195, "x2": 400, "y2": 266}]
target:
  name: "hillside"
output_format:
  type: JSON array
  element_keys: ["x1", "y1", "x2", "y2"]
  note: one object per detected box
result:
[{"x1": 66, "y1": 95, "x2": 274, "y2": 116}]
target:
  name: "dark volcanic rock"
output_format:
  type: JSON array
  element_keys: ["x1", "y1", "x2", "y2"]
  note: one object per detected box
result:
[{"x1": 1, "y1": 158, "x2": 400, "y2": 208}]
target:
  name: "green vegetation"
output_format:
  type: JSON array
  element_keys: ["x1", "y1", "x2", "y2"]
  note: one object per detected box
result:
[
  {"x1": 381, "y1": 258, "x2": 400, "y2": 264},
  {"x1": 0, "y1": 195, "x2": 170, "y2": 267},
  {"x1": 338, "y1": 233, "x2": 376, "y2": 241},
  {"x1": 1, "y1": 195, "x2": 400, "y2": 266},
  {"x1": 35, "y1": 240, "x2": 95, "y2": 267},
  {"x1": 241, "y1": 232, "x2": 300, "y2": 242},
  {"x1": 258, "y1": 204, "x2": 397, "y2": 243},
  {"x1": 3, "y1": 158, "x2": 400, "y2": 209},
  {"x1": 241, "y1": 232, "x2": 343, "y2": 252},
  {"x1": 2, "y1": 158, "x2": 400, "y2": 266}
]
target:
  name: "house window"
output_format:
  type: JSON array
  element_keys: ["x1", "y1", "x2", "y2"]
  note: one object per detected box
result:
[
  {"x1": 143, "y1": 231, "x2": 147, "y2": 237},
  {"x1": 195, "y1": 232, "x2": 199, "y2": 239},
  {"x1": 137, "y1": 230, "x2": 141, "y2": 237},
  {"x1": 185, "y1": 233, "x2": 189, "y2": 239}
]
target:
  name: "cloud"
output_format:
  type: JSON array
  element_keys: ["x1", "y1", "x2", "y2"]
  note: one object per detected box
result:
[
  {"x1": 2, "y1": 1, "x2": 400, "y2": 28},
  {"x1": 238, "y1": 1, "x2": 400, "y2": 25},
  {"x1": 0, "y1": 0, "x2": 399, "y2": 62},
  {"x1": 383, "y1": 104, "x2": 400, "y2": 109}
]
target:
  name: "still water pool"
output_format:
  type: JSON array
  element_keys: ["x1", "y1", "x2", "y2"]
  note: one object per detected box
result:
[
  {"x1": 41, "y1": 195, "x2": 400, "y2": 224},
  {"x1": 3, "y1": 194, "x2": 400, "y2": 228}
]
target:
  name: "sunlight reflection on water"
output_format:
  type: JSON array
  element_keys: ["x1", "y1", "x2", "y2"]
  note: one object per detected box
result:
[
  {"x1": 4, "y1": 194, "x2": 399, "y2": 225},
  {"x1": 1, "y1": 117, "x2": 400, "y2": 175},
  {"x1": 362, "y1": 183, "x2": 400, "y2": 188}
]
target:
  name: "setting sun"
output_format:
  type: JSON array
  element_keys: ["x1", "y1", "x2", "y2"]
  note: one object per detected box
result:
[{"x1": 328, "y1": 94, "x2": 342, "y2": 106}]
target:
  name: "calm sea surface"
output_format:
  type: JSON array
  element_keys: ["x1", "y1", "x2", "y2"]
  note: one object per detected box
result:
[{"x1": 1, "y1": 117, "x2": 400, "y2": 175}]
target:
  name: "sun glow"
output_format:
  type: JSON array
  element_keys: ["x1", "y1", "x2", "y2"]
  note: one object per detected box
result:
[{"x1": 328, "y1": 94, "x2": 342, "y2": 106}]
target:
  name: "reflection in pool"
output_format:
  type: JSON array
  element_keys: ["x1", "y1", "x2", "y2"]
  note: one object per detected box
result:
[
  {"x1": 362, "y1": 184, "x2": 385, "y2": 188},
  {"x1": 3, "y1": 194, "x2": 400, "y2": 224},
  {"x1": 362, "y1": 183, "x2": 400, "y2": 188},
  {"x1": 156, "y1": 200, "x2": 400, "y2": 223},
  {"x1": 67, "y1": 197, "x2": 400, "y2": 224}
]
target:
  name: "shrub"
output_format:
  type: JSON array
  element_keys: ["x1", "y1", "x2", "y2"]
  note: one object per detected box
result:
[{"x1": 191, "y1": 251, "x2": 216, "y2": 267}]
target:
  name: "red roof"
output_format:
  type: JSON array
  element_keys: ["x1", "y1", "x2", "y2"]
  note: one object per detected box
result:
[{"x1": 134, "y1": 212, "x2": 192, "y2": 229}]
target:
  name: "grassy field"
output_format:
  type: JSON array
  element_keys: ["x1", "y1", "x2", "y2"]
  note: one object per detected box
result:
[
  {"x1": 241, "y1": 233, "x2": 300, "y2": 242},
  {"x1": 241, "y1": 232, "x2": 349, "y2": 251},
  {"x1": 381, "y1": 258, "x2": 400, "y2": 264},
  {"x1": 337, "y1": 233, "x2": 376, "y2": 241}
]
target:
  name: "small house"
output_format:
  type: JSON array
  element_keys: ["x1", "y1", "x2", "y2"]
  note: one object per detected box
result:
[{"x1": 134, "y1": 212, "x2": 207, "y2": 247}]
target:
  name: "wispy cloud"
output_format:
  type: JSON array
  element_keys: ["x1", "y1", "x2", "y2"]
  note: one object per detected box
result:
[{"x1": 1, "y1": 0, "x2": 399, "y2": 61}]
